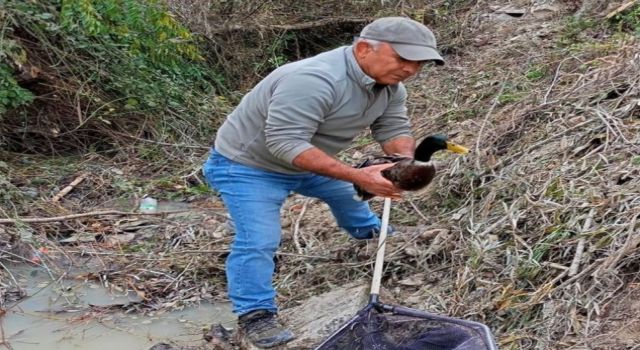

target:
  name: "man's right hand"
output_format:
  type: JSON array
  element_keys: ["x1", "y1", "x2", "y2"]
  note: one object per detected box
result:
[
  {"x1": 353, "y1": 163, "x2": 403, "y2": 199},
  {"x1": 291, "y1": 147, "x2": 403, "y2": 199}
]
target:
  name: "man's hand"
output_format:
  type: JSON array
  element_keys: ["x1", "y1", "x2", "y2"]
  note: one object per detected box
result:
[
  {"x1": 353, "y1": 163, "x2": 403, "y2": 199},
  {"x1": 292, "y1": 147, "x2": 403, "y2": 199}
]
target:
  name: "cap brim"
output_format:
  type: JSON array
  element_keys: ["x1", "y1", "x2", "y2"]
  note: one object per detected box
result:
[{"x1": 391, "y1": 43, "x2": 445, "y2": 65}]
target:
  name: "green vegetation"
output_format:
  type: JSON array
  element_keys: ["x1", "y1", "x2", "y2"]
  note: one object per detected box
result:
[
  {"x1": 559, "y1": 16, "x2": 598, "y2": 46},
  {"x1": 609, "y1": 3, "x2": 640, "y2": 35},
  {"x1": 496, "y1": 91, "x2": 521, "y2": 105},
  {"x1": 544, "y1": 178, "x2": 565, "y2": 201},
  {"x1": 0, "y1": 26, "x2": 35, "y2": 115},
  {"x1": 559, "y1": 4, "x2": 640, "y2": 50},
  {"x1": 524, "y1": 65, "x2": 546, "y2": 82},
  {"x1": 496, "y1": 83, "x2": 527, "y2": 105},
  {"x1": 56, "y1": 0, "x2": 220, "y2": 110},
  {"x1": 516, "y1": 229, "x2": 572, "y2": 280},
  {"x1": 355, "y1": 135, "x2": 374, "y2": 146},
  {"x1": 148, "y1": 176, "x2": 213, "y2": 201},
  {"x1": 0, "y1": 64, "x2": 34, "y2": 116},
  {"x1": 1, "y1": 0, "x2": 228, "y2": 151},
  {"x1": 254, "y1": 32, "x2": 296, "y2": 73}
]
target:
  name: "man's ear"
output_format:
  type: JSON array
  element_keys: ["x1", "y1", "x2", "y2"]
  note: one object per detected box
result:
[{"x1": 354, "y1": 40, "x2": 373, "y2": 60}]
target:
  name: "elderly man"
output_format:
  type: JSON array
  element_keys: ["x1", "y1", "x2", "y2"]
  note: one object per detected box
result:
[{"x1": 203, "y1": 17, "x2": 444, "y2": 348}]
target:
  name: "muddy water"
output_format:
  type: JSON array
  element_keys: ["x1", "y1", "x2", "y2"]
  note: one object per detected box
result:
[{"x1": 1, "y1": 266, "x2": 235, "y2": 350}]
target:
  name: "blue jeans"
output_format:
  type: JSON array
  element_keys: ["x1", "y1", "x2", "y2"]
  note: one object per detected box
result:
[{"x1": 202, "y1": 150, "x2": 381, "y2": 316}]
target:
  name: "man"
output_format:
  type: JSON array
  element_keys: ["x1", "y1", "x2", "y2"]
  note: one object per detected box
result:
[{"x1": 203, "y1": 16, "x2": 444, "y2": 348}]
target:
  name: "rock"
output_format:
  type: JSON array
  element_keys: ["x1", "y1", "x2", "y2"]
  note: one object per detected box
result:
[
  {"x1": 491, "y1": 5, "x2": 527, "y2": 17},
  {"x1": 279, "y1": 282, "x2": 396, "y2": 348},
  {"x1": 204, "y1": 324, "x2": 235, "y2": 350},
  {"x1": 19, "y1": 186, "x2": 39, "y2": 199},
  {"x1": 198, "y1": 281, "x2": 397, "y2": 348},
  {"x1": 531, "y1": 4, "x2": 561, "y2": 19},
  {"x1": 105, "y1": 232, "x2": 136, "y2": 245}
]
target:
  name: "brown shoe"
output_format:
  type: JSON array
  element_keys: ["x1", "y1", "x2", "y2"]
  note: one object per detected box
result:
[{"x1": 238, "y1": 310, "x2": 295, "y2": 348}]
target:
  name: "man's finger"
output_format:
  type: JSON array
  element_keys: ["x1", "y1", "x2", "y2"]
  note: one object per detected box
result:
[{"x1": 373, "y1": 163, "x2": 396, "y2": 171}]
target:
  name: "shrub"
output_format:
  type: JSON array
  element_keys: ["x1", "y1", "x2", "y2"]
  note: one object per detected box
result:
[{"x1": 1, "y1": 0, "x2": 228, "y2": 152}]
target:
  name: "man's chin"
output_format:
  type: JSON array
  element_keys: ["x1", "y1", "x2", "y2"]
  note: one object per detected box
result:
[{"x1": 376, "y1": 78, "x2": 402, "y2": 85}]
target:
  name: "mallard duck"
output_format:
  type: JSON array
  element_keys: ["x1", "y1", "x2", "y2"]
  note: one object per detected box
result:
[{"x1": 354, "y1": 134, "x2": 469, "y2": 201}]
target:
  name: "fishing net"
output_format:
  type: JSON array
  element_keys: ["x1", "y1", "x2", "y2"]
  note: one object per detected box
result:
[
  {"x1": 315, "y1": 303, "x2": 498, "y2": 350},
  {"x1": 316, "y1": 198, "x2": 498, "y2": 350}
]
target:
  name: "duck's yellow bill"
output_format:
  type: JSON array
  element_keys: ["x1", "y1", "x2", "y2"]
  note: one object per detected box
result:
[{"x1": 446, "y1": 142, "x2": 470, "y2": 154}]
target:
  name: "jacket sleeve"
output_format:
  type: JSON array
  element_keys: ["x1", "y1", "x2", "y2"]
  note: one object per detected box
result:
[
  {"x1": 370, "y1": 83, "x2": 413, "y2": 144},
  {"x1": 264, "y1": 71, "x2": 335, "y2": 164}
]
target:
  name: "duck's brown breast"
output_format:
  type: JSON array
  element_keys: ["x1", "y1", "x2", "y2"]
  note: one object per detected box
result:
[{"x1": 382, "y1": 161, "x2": 436, "y2": 191}]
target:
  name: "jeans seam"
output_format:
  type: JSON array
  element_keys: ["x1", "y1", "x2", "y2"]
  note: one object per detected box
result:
[{"x1": 224, "y1": 172, "x2": 248, "y2": 300}]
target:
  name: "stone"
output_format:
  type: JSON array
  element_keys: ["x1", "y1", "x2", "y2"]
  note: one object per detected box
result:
[{"x1": 280, "y1": 283, "x2": 370, "y2": 348}]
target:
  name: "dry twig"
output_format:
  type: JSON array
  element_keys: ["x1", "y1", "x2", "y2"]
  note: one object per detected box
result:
[{"x1": 51, "y1": 172, "x2": 89, "y2": 202}]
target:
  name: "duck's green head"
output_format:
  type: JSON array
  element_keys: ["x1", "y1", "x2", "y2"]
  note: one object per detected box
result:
[{"x1": 414, "y1": 134, "x2": 469, "y2": 162}]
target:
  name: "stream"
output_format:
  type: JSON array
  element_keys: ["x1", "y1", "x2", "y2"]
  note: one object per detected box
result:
[{"x1": 1, "y1": 265, "x2": 234, "y2": 350}]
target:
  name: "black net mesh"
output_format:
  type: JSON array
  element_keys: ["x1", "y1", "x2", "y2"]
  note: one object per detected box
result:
[{"x1": 315, "y1": 304, "x2": 498, "y2": 350}]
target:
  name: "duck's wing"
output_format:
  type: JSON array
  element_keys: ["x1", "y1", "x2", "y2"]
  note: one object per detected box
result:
[{"x1": 354, "y1": 155, "x2": 405, "y2": 168}]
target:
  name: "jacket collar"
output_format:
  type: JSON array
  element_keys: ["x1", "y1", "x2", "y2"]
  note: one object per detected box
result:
[{"x1": 345, "y1": 46, "x2": 379, "y2": 92}]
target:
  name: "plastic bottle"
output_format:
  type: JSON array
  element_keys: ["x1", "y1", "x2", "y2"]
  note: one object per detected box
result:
[{"x1": 139, "y1": 197, "x2": 158, "y2": 213}]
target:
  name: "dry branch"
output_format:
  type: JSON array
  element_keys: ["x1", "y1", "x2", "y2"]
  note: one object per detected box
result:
[
  {"x1": 568, "y1": 208, "x2": 596, "y2": 277},
  {"x1": 0, "y1": 210, "x2": 191, "y2": 224},
  {"x1": 605, "y1": 0, "x2": 640, "y2": 19},
  {"x1": 209, "y1": 17, "x2": 372, "y2": 34},
  {"x1": 51, "y1": 172, "x2": 89, "y2": 202},
  {"x1": 292, "y1": 199, "x2": 311, "y2": 255}
]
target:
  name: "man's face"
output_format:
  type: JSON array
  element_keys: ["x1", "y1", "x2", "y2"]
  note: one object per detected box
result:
[{"x1": 356, "y1": 42, "x2": 425, "y2": 85}]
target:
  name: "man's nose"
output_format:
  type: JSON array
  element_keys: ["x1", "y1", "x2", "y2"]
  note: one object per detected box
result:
[{"x1": 402, "y1": 61, "x2": 421, "y2": 75}]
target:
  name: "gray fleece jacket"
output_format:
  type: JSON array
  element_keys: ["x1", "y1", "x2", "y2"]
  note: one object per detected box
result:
[{"x1": 214, "y1": 45, "x2": 412, "y2": 174}]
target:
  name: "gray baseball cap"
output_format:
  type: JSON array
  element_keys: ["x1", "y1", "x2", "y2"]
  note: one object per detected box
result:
[{"x1": 359, "y1": 17, "x2": 444, "y2": 65}]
